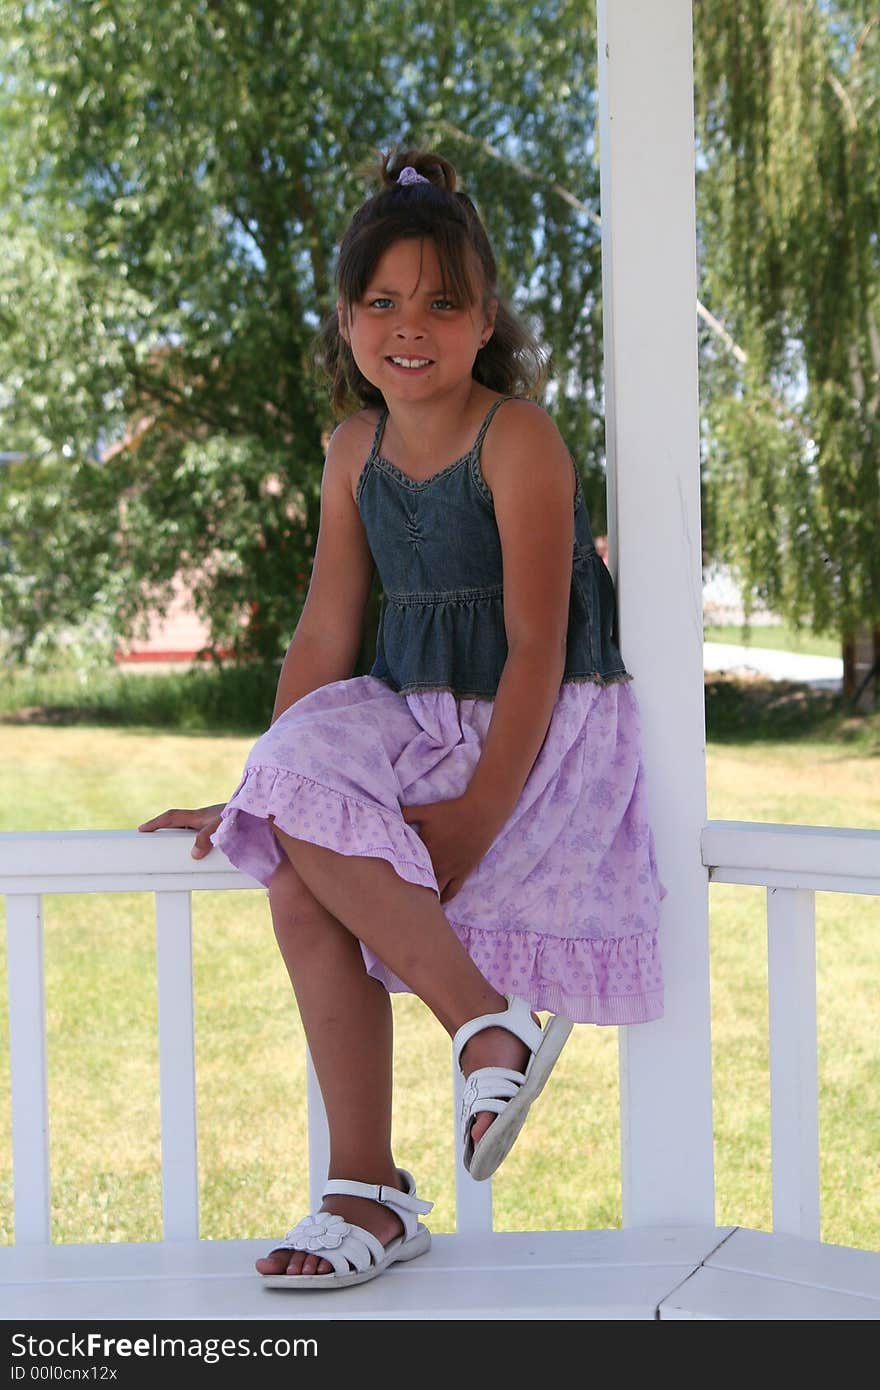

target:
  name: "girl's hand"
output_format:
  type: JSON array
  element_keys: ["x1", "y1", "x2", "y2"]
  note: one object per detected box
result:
[
  {"x1": 138, "y1": 803, "x2": 226, "y2": 859},
  {"x1": 400, "y1": 795, "x2": 505, "y2": 905}
]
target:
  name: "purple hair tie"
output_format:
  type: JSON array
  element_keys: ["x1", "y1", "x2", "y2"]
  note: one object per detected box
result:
[{"x1": 397, "y1": 165, "x2": 430, "y2": 186}]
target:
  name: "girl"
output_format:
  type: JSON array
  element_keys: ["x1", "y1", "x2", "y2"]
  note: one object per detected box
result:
[{"x1": 139, "y1": 148, "x2": 665, "y2": 1290}]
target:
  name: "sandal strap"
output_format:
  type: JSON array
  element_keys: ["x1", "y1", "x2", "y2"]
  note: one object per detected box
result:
[
  {"x1": 452, "y1": 994, "x2": 543, "y2": 1069},
  {"x1": 322, "y1": 1229, "x2": 383, "y2": 1276},
  {"x1": 322, "y1": 1178, "x2": 433, "y2": 1216},
  {"x1": 460, "y1": 1066, "x2": 524, "y2": 1126},
  {"x1": 462, "y1": 1066, "x2": 523, "y2": 1102},
  {"x1": 321, "y1": 1167, "x2": 433, "y2": 1244}
]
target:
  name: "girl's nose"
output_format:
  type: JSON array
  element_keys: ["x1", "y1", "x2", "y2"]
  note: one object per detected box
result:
[{"x1": 394, "y1": 306, "x2": 427, "y2": 338}]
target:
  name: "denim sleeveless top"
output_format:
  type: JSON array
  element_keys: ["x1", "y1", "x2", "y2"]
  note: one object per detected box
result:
[{"x1": 354, "y1": 396, "x2": 631, "y2": 700}]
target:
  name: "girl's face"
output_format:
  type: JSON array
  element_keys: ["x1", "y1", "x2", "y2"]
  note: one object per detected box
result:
[{"x1": 338, "y1": 238, "x2": 496, "y2": 407}]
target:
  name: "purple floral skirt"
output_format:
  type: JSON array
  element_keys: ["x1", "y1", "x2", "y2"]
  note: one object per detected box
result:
[{"x1": 211, "y1": 675, "x2": 665, "y2": 1025}]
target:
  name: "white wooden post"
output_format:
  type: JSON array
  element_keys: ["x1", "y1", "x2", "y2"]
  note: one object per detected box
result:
[{"x1": 597, "y1": 0, "x2": 715, "y2": 1224}]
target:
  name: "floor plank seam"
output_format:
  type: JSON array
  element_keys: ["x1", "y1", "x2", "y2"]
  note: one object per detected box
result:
[{"x1": 655, "y1": 1226, "x2": 741, "y2": 1317}]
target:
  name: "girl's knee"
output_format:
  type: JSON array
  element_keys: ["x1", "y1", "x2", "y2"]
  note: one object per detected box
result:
[
  {"x1": 267, "y1": 855, "x2": 312, "y2": 909},
  {"x1": 268, "y1": 857, "x2": 335, "y2": 952}
]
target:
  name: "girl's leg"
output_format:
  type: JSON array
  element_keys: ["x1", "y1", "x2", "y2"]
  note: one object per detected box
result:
[
  {"x1": 258, "y1": 858, "x2": 408, "y2": 1278},
  {"x1": 272, "y1": 830, "x2": 533, "y2": 1126}
]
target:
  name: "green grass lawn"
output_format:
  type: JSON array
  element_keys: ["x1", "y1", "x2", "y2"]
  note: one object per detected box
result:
[
  {"x1": 703, "y1": 623, "x2": 841, "y2": 658},
  {"x1": 1, "y1": 717, "x2": 878, "y2": 1252}
]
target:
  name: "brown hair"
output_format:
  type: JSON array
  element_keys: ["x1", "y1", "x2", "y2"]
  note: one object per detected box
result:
[{"x1": 313, "y1": 147, "x2": 547, "y2": 415}]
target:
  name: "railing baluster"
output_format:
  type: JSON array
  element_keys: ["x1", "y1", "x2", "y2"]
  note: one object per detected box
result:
[
  {"x1": 766, "y1": 886, "x2": 820, "y2": 1239},
  {"x1": 6, "y1": 894, "x2": 51, "y2": 1244},
  {"x1": 154, "y1": 891, "x2": 199, "y2": 1239},
  {"x1": 453, "y1": 1056, "x2": 493, "y2": 1231},
  {"x1": 306, "y1": 1036, "x2": 494, "y2": 1231},
  {"x1": 306, "y1": 1049, "x2": 330, "y2": 1213}
]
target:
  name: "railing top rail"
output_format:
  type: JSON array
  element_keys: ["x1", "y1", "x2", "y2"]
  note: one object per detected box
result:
[
  {"x1": 0, "y1": 828, "x2": 259, "y2": 893},
  {"x1": 1, "y1": 821, "x2": 877, "y2": 894},
  {"x1": 702, "y1": 821, "x2": 880, "y2": 885}
]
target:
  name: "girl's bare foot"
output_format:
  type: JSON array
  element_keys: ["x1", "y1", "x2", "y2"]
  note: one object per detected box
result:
[
  {"x1": 458, "y1": 1014, "x2": 539, "y2": 1148},
  {"x1": 255, "y1": 1175, "x2": 406, "y2": 1278}
]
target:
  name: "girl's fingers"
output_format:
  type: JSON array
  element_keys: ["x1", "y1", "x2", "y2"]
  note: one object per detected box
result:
[
  {"x1": 137, "y1": 807, "x2": 222, "y2": 857},
  {"x1": 138, "y1": 810, "x2": 177, "y2": 831},
  {"x1": 191, "y1": 816, "x2": 222, "y2": 859},
  {"x1": 138, "y1": 808, "x2": 206, "y2": 832}
]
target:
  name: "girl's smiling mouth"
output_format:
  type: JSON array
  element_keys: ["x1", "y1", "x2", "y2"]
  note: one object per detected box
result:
[{"x1": 387, "y1": 355, "x2": 434, "y2": 372}]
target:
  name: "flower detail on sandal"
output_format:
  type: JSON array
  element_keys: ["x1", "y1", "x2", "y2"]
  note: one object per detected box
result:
[{"x1": 285, "y1": 1213, "x2": 351, "y2": 1252}]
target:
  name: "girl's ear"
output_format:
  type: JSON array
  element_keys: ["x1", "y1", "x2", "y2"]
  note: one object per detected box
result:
[{"x1": 337, "y1": 299, "x2": 350, "y2": 343}]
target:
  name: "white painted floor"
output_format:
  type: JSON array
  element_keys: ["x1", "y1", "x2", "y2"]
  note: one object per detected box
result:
[{"x1": 3, "y1": 1227, "x2": 879, "y2": 1320}]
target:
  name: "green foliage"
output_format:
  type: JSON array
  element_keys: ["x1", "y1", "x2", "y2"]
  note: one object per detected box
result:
[
  {"x1": 0, "y1": 659, "x2": 281, "y2": 734},
  {"x1": 703, "y1": 673, "x2": 880, "y2": 748},
  {"x1": 694, "y1": 3, "x2": 880, "y2": 641},
  {"x1": 1, "y1": 2, "x2": 877, "y2": 663},
  {"x1": 0, "y1": 0, "x2": 605, "y2": 661},
  {"x1": 3, "y1": 658, "x2": 878, "y2": 752}
]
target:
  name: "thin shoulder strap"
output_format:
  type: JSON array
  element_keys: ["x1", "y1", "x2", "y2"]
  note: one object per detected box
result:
[
  {"x1": 367, "y1": 397, "x2": 511, "y2": 467},
  {"x1": 354, "y1": 407, "x2": 389, "y2": 506},
  {"x1": 472, "y1": 394, "x2": 516, "y2": 454},
  {"x1": 367, "y1": 406, "x2": 389, "y2": 462}
]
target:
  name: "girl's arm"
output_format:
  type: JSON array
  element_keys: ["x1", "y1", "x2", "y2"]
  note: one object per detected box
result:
[
  {"x1": 465, "y1": 640, "x2": 567, "y2": 829},
  {"x1": 139, "y1": 419, "x2": 376, "y2": 852},
  {"x1": 272, "y1": 420, "x2": 377, "y2": 722},
  {"x1": 464, "y1": 403, "x2": 575, "y2": 827}
]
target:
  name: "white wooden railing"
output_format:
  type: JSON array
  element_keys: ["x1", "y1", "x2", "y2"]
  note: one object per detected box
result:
[
  {"x1": 704, "y1": 822, "x2": 880, "y2": 1240},
  {"x1": 2, "y1": 820, "x2": 878, "y2": 1252}
]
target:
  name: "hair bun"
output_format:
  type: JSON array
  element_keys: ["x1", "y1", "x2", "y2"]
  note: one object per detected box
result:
[{"x1": 376, "y1": 147, "x2": 458, "y2": 193}]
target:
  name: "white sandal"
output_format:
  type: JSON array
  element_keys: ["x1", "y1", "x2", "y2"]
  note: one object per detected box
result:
[
  {"x1": 454, "y1": 994, "x2": 574, "y2": 1182},
  {"x1": 260, "y1": 1168, "x2": 433, "y2": 1289}
]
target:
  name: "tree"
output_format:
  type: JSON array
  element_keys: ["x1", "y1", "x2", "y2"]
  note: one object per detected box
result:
[
  {"x1": 0, "y1": 0, "x2": 603, "y2": 663},
  {"x1": 693, "y1": 2, "x2": 879, "y2": 700},
  {"x1": 1, "y1": 2, "x2": 877, "y2": 699}
]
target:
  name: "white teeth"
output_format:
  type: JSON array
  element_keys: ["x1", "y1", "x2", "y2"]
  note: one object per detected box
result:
[{"x1": 390, "y1": 356, "x2": 431, "y2": 368}]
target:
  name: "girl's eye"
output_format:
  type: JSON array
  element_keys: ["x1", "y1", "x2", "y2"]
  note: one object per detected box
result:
[{"x1": 366, "y1": 297, "x2": 456, "y2": 310}]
